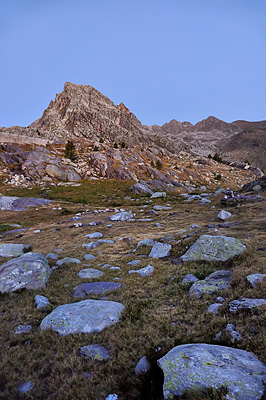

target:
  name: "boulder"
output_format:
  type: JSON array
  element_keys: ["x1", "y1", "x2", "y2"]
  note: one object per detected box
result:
[
  {"x1": 56, "y1": 257, "x2": 81, "y2": 267},
  {"x1": 150, "y1": 191, "x2": 166, "y2": 199},
  {"x1": 77, "y1": 268, "x2": 103, "y2": 279},
  {"x1": 229, "y1": 298, "x2": 266, "y2": 313},
  {"x1": 73, "y1": 281, "x2": 121, "y2": 298},
  {"x1": 181, "y1": 274, "x2": 199, "y2": 286},
  {"x1": 46, "y1": 164, "x2": 80, "y2": 181},
  {"x1": 158, "y1": 343, "x2": 266, "y2": 400},
  {"x1": 128, "y1": 265, "x2": 154, "y2": 277},
  {"x1": 0, "y1": 252, "x2": 52, "y2": 293},
  {"x1": 180, "y1": 235, "x2": 246, "y2": 262},
  {"x1": 110, "y1": 211, "x2": 134, "y2": 221},
  {"x1": 246, "y1": 274, "x2": 266, "y2": 288},
  {"x1": 130, "y1": 182, "x2": 153, "y2": 194},
  {"x1": 80, "y1": 344, "x2": 111, "y2": 360},
  {"x1": 241, "y1": 174, "x2": 266, "y2": 192},
  {"x1": 0, "y1": 243, "x2": 30, "y2": 258},
  {"x1": 149, "y1": 243, "x2": 172, "y2": 258},
  {"x1": 35, "y1": 295, "x2": 50, "y2": 309},
  {"x1": 189, "y1": 270, "x2": 232, "y2": 298},
  {"x1": 40, "y1": 299, "x2": 125, "y2": 335},
  {"x1": 153, "y1": 205, "x2": 172, "y2": 211}
]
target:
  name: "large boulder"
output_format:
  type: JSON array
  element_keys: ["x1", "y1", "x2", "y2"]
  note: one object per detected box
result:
[
  {"x1": 241, "y1": 175, "x2": 266, "y2": 192},
  {"x1": 158, "y1": 343, "x2": 266, "y2": 400},
  {"x1": 0, "y1": 243, "x2": 30, "y2": 257},
  {"x1": 189, "y1": 270, "x2": 232, "y2": 298},
  {"x1": 45, "y1": 164, "x2": 80, "y2": 182},
  {"x1": 180, "y1": 235, "x2": 246, "y2": 262},
  {"x1": 40, "y1": 299, "x2": 125, "y2": 335},
  {"x1": 0, "y1": 252, "x2": 52, "y2": 293}
]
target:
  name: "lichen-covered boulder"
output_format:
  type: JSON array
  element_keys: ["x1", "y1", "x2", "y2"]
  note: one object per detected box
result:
[
  {"x1": 180, "y1": 235, "x2": 246, "y2": 262},
  {"x1": 80, "y1": 344, "x2": 111, "y2": 360},
  {"x1": 0, "y1": 252, "x2": 52, "y2": 293},
  {"x1": 40, "y1": 299, "x2": 125, "y2": 335},
  {"x1": 0, "y1": 243, "x2": 30, "y2": 258},
  {"x1": 189, "y1": 270, "x2": 232, "y2": 298},
  {"x1": 149, "y1": 243, "x2": 172, "y2": 258},
  {"x1": 158, "y1": 343, "x2": 266, "y2": 400}
]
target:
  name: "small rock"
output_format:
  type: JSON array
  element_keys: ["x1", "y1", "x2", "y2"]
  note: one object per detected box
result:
[
  {"x1": 15, "y1": 324, "x2": 32, "y2": 334},
  {"x1": 46, "y1": 252, "x2": 59, "y2": 260},
  {"x1": 135, "y1": 356, "x2": 151, "y2": 376},
  {"x1": 229, "y1": 298, "x2": 266, "y2": 313},
  {"x1": 225, "y1": 323, "x2": 242, "y2": 342},
  {"x1": 86, "y1": 232, "x2": 103, "y2": 239},
  {"x1": 246, "y1": 274, "x2": 266, "y2": 288},
  {"x1": 129, "y1": 265, "x2": 154, "y2": 277},
  {"x1": 207, "y1": 303, "x2": 223, "y2": 314},
  {"x1": 127, "y1": 260, "x2": 141, "y2": 266},
  {"x1": 73, "y1": 282, "x2": 121, "y2": 298},
  {"x1": 34, "y1": 229, "x2": 41, "y2": 234},
  {"x1": 18, "y1": 382, "x2": 34, "y2": 393},
  {"x1": 84, "y1": 254, "x2": 96, "y2": 261},
  {"x1": 105, "y1": 395, "x2": 118, "y2": 400},
  {"x1": 56, "y1": 257, "x2": 81, "y2": 267},
  {"x1": 150, "y1": 192, "x2": 166, "y2": 199},
  {"x1": 149, "y1": 242, "x2": 172, "y2": 258},
  {"x1": 35, "y1": 295, "x2": 50, "y2": 309},
  {"x1": 110, "y1": 211, "x2": 134, "y2": 222},
  {"x1": 217, "y1": 210, "x2": 232, "y2": 220},
  {"x1": 0, "y1": 243, "x2": 30, "y2": 258},
  {"x1": 78, "y1": 268, "x2": 103, "y2": 279},
  {"x1": 181, "y1": 274, "x2": 199, "y2": 286},
  {"x1": 80, "y1": 344, "x2": 111, "y2": 360}
]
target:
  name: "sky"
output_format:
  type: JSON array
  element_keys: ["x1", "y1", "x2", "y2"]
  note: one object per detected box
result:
[{"x1": 0, "y1": 0, "x2": 266, "y2": 127}]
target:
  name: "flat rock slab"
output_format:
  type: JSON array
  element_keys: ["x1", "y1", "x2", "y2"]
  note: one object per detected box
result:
[
  {"x1": 77, "y1": 268, "x2": 103, "y2": 279},
  {"x1": 149, "y1": 243, "x2": 172, "y2": 258},
  {"x1": 189, "y1": 270, "x2": 232, "y2": 298},
  {"x1": 80, "y1": 344, "x2": 111, "y2": 360},
  {"x1": 0, "y1": 243, "x2": 30, "y2": 257},
  {"x1": 180, "y1": 235, "x2": 246, "y2": 262},
  {"x1": 40, "y1": 299, "x2": 125, "y2": 335},
  {"x1": 229, "y1": 298, "x2": 266, "y2": 313},
  {"x1": 153, "y1": 205, "x2": 172, "y2": 211},
  {"x1": 56, "y1": 257, "x2": 81, "y2": 267},
  {"x1": 158, "y1": 343, "x2": 266, "y2": 400},
  {"x1": 0, "y1": 196, "x2": 51, "y2": 211},
  {"x1": 110, "y1": 211, "x2": 134, "y2": 221},
  {"x1": 73, "y1": 281, "x2": 121, "y2": 298},
  {"x1": 0, "y1": 252, "x2": 52, "y2": 293}
]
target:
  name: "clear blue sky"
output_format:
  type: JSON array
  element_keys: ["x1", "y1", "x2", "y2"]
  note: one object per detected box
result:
[{"x1": 1, "y1": 0, "x2": 266, "y2": 127}]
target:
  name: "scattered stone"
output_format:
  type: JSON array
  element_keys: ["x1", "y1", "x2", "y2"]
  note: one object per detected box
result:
[
  {"x1": 137, "y1": 239, "x2": 157, "y2": 247},
  {"x1": 118, "y1": 237, "x2": 132, "y2": 242},
  {"x1": 84, "y1": 254, "x2": 96, "y2": 261},
  {"x1": 150, "y1": 191, "x2": 166, "y2": 199},
  {"x1": 190, "y1": 224, "x2": 198, "y2": 230},
  {"x1": 189, "y1": 270, "x2": 232, "y2": 299},
  {"x1": 46, "y1": 252, "x2": 59, "y2": 260},
  {"x1": 86, "y1": 232, "x2": 103, "y2": 239},
  {"x1": 181, "y1": 274, "x2": 199, "y2": 286},
  {"x1": 40, "y1": 299, "x2": 125, "y2": 335},
  {"x1": 158, "y1": 343, "x2": 266, "y2": 400},
  {"x1": 135, "y1": 356, "x2": 151, "y2": 376},
  {"x1": 56, "y1": 257, "x2": 81, "y2": 267},
  {"x1": 218, "y1": 222, "x2": 230, "y2": 228},
  {"x1": 153, "y1": 205, "x2": 172, "y2": 211},
  {"x1": 225, "y1": 323, "x2": 242, "y2": 342},
  {"x1": 217, "y1": 210, "x2": 232, "y2": 220},
  {"x1": 149, "y1": 243, "x2": 172, "y2": 258},
  {"x1": 105, "y1": 395, "x2": 118, "y2": 400},
  {"x1": 0, "y1": 252, "x2": 52, "y2": 293},
  {"x1": 180, "y1": 235, "x2": 246, "y2": 262},
  {"x1": 110, "y1": 211, "x2": 134, "y2": 221},
  {"x1": 109, "y1": 266, "x2": 120, "y2": 271},
  {"x1": 229, "y1": 298, "x2": 266, "y2": 313},
  {"x1": 253, "y1": 184, "x2": 262, "y2": 192},
  {"x1": 127, "y1": 260, "x2": 141, "y2": 266},
  {"x1": 0, "y1": 243, "x2": 30, "y2": 258},
  {"x1": 18, "y1": 382, "x2": 34, "y2": 393},
  {"x1": 129, "y1": 265, "x2": 154, "y2": 277},
  {"x1": 246, "y1": 274, "x2": 266, "y2": 288},
  {"x1": 207, "y1": 303, "x2": 223, "y2": 314},
  {"x1": 0, "y1": 195, "x2": 51, "y2": 211},
  {"x1": 216, "y1": 296, "x2": 225, "y2": 302},
  {"x1": 35, "y1": 295, "x2": 50, "y2": 309},
  {"x1": 77, "y1": 268, "x2": 103, "y2": 279},
  {"x1": 73, "y1": 282, "x2": 121, "y2": 298},
  {"x1": 82, "y1": 240, "x2": 115, "y2": 250},
  {"x1": 80, "y1": 344, "x2": 111, "y2": 360},
  {"x1": 15, "y1": 324, "x2": 32, "y2": 334}
]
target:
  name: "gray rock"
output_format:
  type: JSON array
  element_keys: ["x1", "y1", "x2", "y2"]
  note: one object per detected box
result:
[
  {"x1": 158, "y1": 343, "x2": 266, "y2": 400},
  {"x1": 229, "y1": 298, "x2": 266, "y2": 313},
  {"x1": 127, "y1": 259, "x2": 141, "y2": 266},
  {"x1": 105, "y1": 395, "x2": 118, "y2": 400},
  {"x1": 181, "y1": 274, "x2": 199, "y2": 286},
  {"x1": 180, "y1": 235, "x2": 246, "y2": 262},
  {"x1": 149, "y1": 243, "x2": 172, "y2": 258},
  {"x1": 0, "y1": 196, "x2": 51, "y2": 211},
  {"x1": 80, "y1": 344, "x2": 111, "y2": 360},
  {"x1": 46, "y1": 164, "x2": 80, "y2": 181},
  {"x1": 86, "y1": 232, "x2": 103, "y2": 239},
  {"x1": 150, "y1": 191, "x2": 166, "y2": 199},
  {"x1": 56, "y1": 257, "x2": 81, "y2": 267},
  {"x1": 15, "y1": 324, "x2": 32, "y2": 334},
  {"x1": 110, "y1": 211, "x2": 134, "y2": 221},
  {"x1": 0, "y1": 243, "x2": 30, "y2": 258},
  {"x1": 137, "y1": 239, "x2": 157, "y2": 247},
  {"x1": 129, "y1": 265, "x2": 154, "y2": 277},
  {"x1": 130, "y1": 182, "x2": 153, "y2": 194},
  {"x1": 246, "y1": 274, "x2": 266, "y2": 288},
  {"x1": 77, "y1": 268, "x2": 103, "y2": 279},
  {"x1": 35, "y1": 295, "x2": 50, "y2": 309},
  {"x1": 207, "y1": 303, "x2": 223, "y2": 314},
  {"x1": 0, "y1": 252, "x2": 52, "y2": 293},
  {"x1": 84, "y1": 254, "x2": 96, "y2": 261},
  {"x1": 153, "y1": 205, "x2": 172, "y2": 211},
  {"x1": 253, "y1": 184, "x2": 262, "y2": 192},
  {"x1": 218, "y1": 210, "x2": 232, "y2": 220},
  {"x1": 189, "y1": 270, "x2": 232, "y2": 299},
  {"x1": 82, "y1": 240, "x2": 115, "y2": 250},
  {"x1": 18, "y1": 382, "x2": 34, "y2": 393},
  {"x1": 73, "y1": 282, "x2": 121, "y2": 298},
  {"x1": 46, "y1": 252, "x2": 59, "y2": 260},
  {"x1": 40, "y1": 299, "x2": 125, "y2": 335},
  {"x1": 135, "y1": 356, "x2": 151, "y2": 376},
  {"x1": 226, "y1": 323, "x2": 242, "y2": 342}
]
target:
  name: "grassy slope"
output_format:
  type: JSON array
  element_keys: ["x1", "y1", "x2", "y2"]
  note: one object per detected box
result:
[{"x1": 0, "y1": 182, "x2": 266, "y2": 399}]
